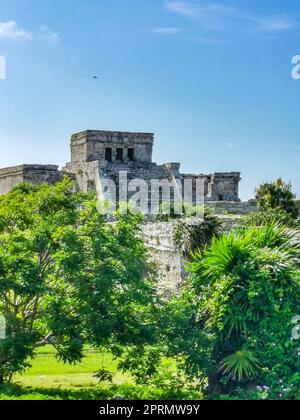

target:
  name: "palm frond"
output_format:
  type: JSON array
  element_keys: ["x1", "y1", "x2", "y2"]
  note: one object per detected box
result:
[{"x1": 219, "y1": 349, "x2": 262, "y2": 381}]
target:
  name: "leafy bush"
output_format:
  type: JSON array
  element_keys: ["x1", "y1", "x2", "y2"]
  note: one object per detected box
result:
[
  {"x1": 0, "y1": 383, "x2": 203, "y2": 401},
  {"x1": 0, "y1": 179, "x2": 158, "y2": 383},
  {"x1": 173, "y1": 207, "x2": 223, "y2": 258},
  {"x1": 255, "y1": 178, "x2": 299, "y2": 219},
  {"x1": 243, "y1": 208, "x2": 299, "y2": 229},
  {"x1": 162, "y1": 224, "x2": 300, "y2": 399}
]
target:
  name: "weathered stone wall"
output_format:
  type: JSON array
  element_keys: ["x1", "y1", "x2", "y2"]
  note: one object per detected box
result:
[
  {"x1": 64, "y1": 164, "x2": 242, "y2": 212},
  {"x1": 0, "y1": 130, "x2": 242, "y2": 207},
  {"x1": 142, "y1": 202, "x2": 257, "y2": 295},
  {"x1": 0, "y1": 165, "x2": 63, "y2": 195},
  {"x1": 208, "y1": 173, "x2": 241, "y2": 202},
  {"x1": 142, "y1": 221, "x2": 183, "y2": 298},
  {"x1": 64, "y1": 159, "x2": 187, "y2": 212},
  {"x1": 206, "y1": 200, "x2": 257, "y2": 215},
  {"x1": 66, "y1": 130, "x2": 241, "y2": 205},
  {"x1": 70, "y1": 130, "x2": 154, "y2": 163},
  {"x1": 63, "y1": 160, "x2": 100, "y2": 193}
]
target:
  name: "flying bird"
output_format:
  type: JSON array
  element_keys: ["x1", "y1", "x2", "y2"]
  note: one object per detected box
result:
[{"x1": 78, "y1": 73, "x2": 100, "y2": 80}]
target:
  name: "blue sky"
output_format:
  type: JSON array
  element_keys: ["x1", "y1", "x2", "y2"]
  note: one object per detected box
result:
[{"x1": 0, "y1": 0, "x2": 300, "y2": 200}]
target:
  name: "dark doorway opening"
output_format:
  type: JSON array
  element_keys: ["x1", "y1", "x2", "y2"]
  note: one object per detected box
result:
[
  {"x1": 116, "y1": 148, "x2": 123, "y2": 161},
  {"x1": 128, "y1": 148, "x2": 134, "y2": 161},
  {"x1": 105, "y1": 148, "x2": 112, "y2": 162}
]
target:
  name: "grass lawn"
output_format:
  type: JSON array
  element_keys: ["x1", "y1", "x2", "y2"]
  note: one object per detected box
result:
[
  {"x1": 14, "y1": 345, "x2": 130, "y2": 389},
  {"x1": 0, "y1": 346, "x2": 203, "y2": 400},
  {"x1": 0, "y1": 346, "x2": 132, "y2": 400}
]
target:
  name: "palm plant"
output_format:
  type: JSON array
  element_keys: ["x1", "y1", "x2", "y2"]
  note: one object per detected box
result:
[
  {"x1": 255, "y1": 179, "x2": 299, "y2": 219},
  {"x1": 219, "y1": 349, "x2": 262, "y2": 381},
  {"x1": 173, "y1": 206, "x2": 223, "y2": 259},
  {"x1": 183, "y1": 223, "x2": 300, "y2": 395}
]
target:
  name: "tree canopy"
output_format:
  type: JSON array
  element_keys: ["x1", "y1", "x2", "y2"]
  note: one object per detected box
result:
[
  {"x1": 0, "y1": 179, "x2": 157, "y2": 383},
  {"x1": 162, "y1": 224, "x2": 300, "y2": 399},
  {"x1": 255, "y1": 178, "x2": 299, "y2": 219}
]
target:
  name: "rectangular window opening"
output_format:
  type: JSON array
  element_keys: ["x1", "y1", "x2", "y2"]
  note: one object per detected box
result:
[
  {"x1": 116, "y1": 148, "x2": 123, "y2": 161},
  {"x1": 105, "y1": 148, "x2": 112, "y2": 162},
  {"x1": 128, "y1": 148, "x2": 134, "y2": 161}
]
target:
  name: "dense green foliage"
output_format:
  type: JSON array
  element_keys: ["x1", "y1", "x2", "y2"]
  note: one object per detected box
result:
[
  {"x1": 161, "y1": 224, "x2": 300, "y2": 399},
  {"x1": 0, "y1": 179, "x2": 157, "y2": 383},
  {"x1": 1, "y1": 178, "x2": 300, "y2": 400},
  {"x1": 255, "y1": 178, "x2": 299, "y2": 219},
  {"x1": 243, "y1": 208, "x2": 298, "y2": 228},
  {"x1": 173, "y1": 207, "x2": 223, "y2": 258},
  {"x1": 0, "y1": 346, "x2": 202, "y2": 401},
  {"x1": 0, "y1": 382, "x2": 203, "y2": 401}
]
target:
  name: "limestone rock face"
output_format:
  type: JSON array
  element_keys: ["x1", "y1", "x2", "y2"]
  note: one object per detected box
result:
[{"x1": 141, "y1": 205, "x2": 257, "y2": 297}]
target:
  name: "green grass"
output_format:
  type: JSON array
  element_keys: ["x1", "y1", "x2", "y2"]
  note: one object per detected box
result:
[
  {"x1": 0, "y1": 345, "x2": 132, "y2": 400},
  {"x1": 0, "y1": 345, "x2": 203, "y2": 400},
  {"x1": 13, "y1": 345, "x2": 130, "y2": 389},
  {"x1": 12, "y1": 345, "x2": 131, "y2": 389}
]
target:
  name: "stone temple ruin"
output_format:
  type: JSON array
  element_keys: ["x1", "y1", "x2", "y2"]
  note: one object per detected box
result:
[
  {"x1": 0, "y1": 130, "x2": 241, "y2": 202},
  {"x1": 0, "y1": 130, "x2": 256, "y2": 294}
]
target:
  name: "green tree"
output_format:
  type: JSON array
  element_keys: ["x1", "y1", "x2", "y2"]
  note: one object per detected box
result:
[
  {"x1": 0, "y1": 179, "x2": 157, "y2": 383},
  {"x1": 173, "y1": 206, "x2": 223, "y2": 259},
  {"x1": 162, "y1": 224, "x2": 300, "y2": 399},
  {"x1": 255, "y1": 178, "x2": 299, "y2": 219}
]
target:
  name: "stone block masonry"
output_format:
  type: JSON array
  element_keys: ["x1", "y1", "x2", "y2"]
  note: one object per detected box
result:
[
  {"x1": 63, "y1": 130, "x2": 241, "y2": 206},
  {"x1": 142, "y1": 202, "x2": 257, "y2": 296},
  {"x1": 0, "y1": 165, "x2": 63, "y2": 195},
  {"x1": 0, "y1": 130, "x2": 241, "y2": 205},
  {"x1": 206, "y1": 200, "x2": 257, "y2": 215},
  {"x1": 70, "y1": 130, "x2": 154, "y2": 164},
  {"x1": 142, "y1": 221, "x2": 184, "y2": 298}
]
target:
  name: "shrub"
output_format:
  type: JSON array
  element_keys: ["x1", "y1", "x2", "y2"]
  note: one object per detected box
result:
[
  {"x1": 173, "y1": 207, "x2": 223, "y2": 258},
  {"x1": 163, "y1": 224, "x2": 300, "y2": 399},
  {"x1": 0, "y1": 179, "x2": 158, "y2": 383},
  {"x1": 255, "y1": 179, "x2": 299, "y2": 219},
  {"x1": 243, "y1": 208, "x2": 298, "y2": 229}
]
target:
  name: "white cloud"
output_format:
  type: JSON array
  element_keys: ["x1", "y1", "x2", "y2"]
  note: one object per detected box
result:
[
  {"x1": 0, "y1": 21, "x2": 32, "y2": 41},
  {"x1": 167, "y1": 2, "x2": 238, "y2": 18},
  {"x1": 166, "y1": 2, "x2": 198, "y2": 18},
  {"x1": 166, "y1": 2, "x2": 299, "y2": 35},
  {"x1": 258, "y1": 15, "x2": 297, "y2": 33},
  {"x1": 152, "y1": 27, "x2": 183, "y2": 35},
  {"x1": 0, "y1": 21, "x2": 60, "y2": 44},
  {"x1": 39, "y1": 26, "x2": 60, "y2": 44}
]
